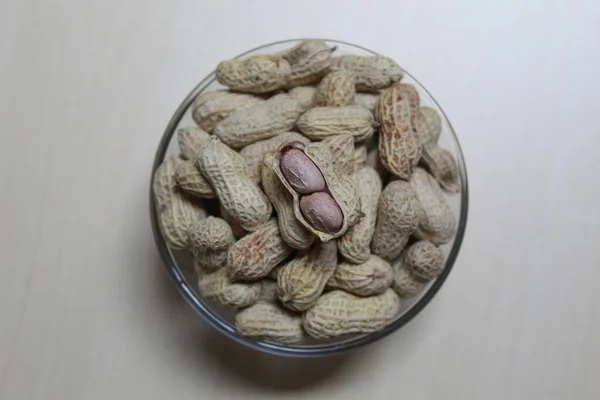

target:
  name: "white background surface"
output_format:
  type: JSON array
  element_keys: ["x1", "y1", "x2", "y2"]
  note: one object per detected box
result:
[{"x1": 1, "y1": 1, "x2": 599, "y2": 399}]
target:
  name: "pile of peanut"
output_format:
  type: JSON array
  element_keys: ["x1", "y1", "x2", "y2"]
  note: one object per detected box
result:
[{"x1": 153, "y1": 40, "x2": 460, "y2": 344}]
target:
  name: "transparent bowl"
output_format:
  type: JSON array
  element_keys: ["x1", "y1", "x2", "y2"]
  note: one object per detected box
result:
[{"x1": 150, "y1": 39, "x2": 469, "y2": 357}]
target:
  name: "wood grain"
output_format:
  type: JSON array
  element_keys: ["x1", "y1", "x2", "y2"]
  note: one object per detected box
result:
[{"x1": 1, "y1": 0, "x2": 600, "y2": 399}]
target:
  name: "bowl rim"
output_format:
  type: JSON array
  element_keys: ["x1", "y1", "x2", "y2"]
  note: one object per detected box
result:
[{"x1": 149, "y1": 38, "x2": 469, "y2": 358}]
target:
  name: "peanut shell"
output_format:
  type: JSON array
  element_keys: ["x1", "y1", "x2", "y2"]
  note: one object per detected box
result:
[
  {"x1": 227, "y1": 219, "x2": 293, "y2": 281},
  {"x1": 315, "y1": 70, "x2": 356, "y2": 107},
  {"x1": 391, "y1": 256, "x2": 425, "y2": 298},
  {"x1": 327, "y1": 255, "x2": 393, "y2": 296},
  {"x1": 153, "y1": 157, "x2": 206, "y2": 249},
  {"x1": 303, "y1": 289, "x2": 401, "y2": 339},
  {"x1": 196, "y1": 137, "x2": 272, "y2": 231},
  {"x1": 322, "y1": 135, "x2": 356, "y2": 174},
  {"x1": 376, "y1": 83, "x2": 423, "y2": 180},
  {"x1": 191, "y1": 90, "x2": 264, "y2": 133},
  {"x1": 216, "y1": 55, "x2": 291, "y2": 93},
  {"x1": 219, "y1": 203, "x2": 246, "y2": 239},
  {"x1": 189, "y1": 216, "x2": 234, "y2": 271},
  {"x1": 405, "y1": 240, "x2": 445, "y2": 280},
  {"x1": 415, "y1": 107, "x2": 442, "y2": 147},
  {"x1": 213, "y1": 93, "x2": 302, "y2": 149},
  {"x1": 354, "y1": 145, "x2": 368, "y2": 168},
  {"x1": 281, "y1": 39, "x2": 336, "y2": 88},
  {"x1": 297, "y1": 106, "x2": 376, "y2": 142},
  {"x1": 371, "y1": 180, "x2": 422, "y2": 261},
  {"x1": 410, "y1": 168, "x2": 456, "y2": 245},
  {"x1": 338, "y1": 167, "x2": 382, "y2": 263},
  {"x1": 329, "y1": 55, "x2": 403, "y2": 91},
  {"x1": 177, "y1": 126, "x2": 211, "y2": 160},
  {"x1": 174, "y1": 160, "x2": 216, "y2": 199},
  {"x1": 421, "y1": 145, "x2": 460, "y2": 193},
  {"x1": 235, "y1": 302, "x2": 304, "y2": 344},
  {"x1": 367, "y1": 148, "x2": 390, "y2": 181},
  {"x1": 197, "y1": 267, "x2": 259, "y2": 308},
  {"x1": 277, "y1": 241, "x2": 338, "y2": 311}
]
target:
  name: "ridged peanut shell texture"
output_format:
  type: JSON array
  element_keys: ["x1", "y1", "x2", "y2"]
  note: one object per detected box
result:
[
  {"x1": 329, "y1": 55, "x2": 403, "y2": 91},
  {"x1": 261, "y1": 154, "x2": 315, "y2": 250},
  {"x1": 227, "y1": 219, "x2": 293, "y2": 281},
  {"x1": 415, "y1": 107, "x2": 459, "y2": 193},
  {"x1": 405, "y1": 240, "x2": 445, "y2": 280},
  {"x1": 297, "y1": 106, "x2": 375, "y2": 142},
  {"x1": 214, "y1": 94, "x2": 302, "y2": 149},
  {"x1": 198, "y1": 268, "x2": 259, "y2": 308},
  {"x1": 322, "y1": 135, "x2": 356, "y2": 175},
  {"x1": 281, "y1": 39, "x2": 336, "y2": 88},
  {"x1": 196, "y1": 137, "x2": 272, "y2": 232},
  {"x1": 174, "y1": 160, "x2": 215, "y2": 199},
  {"x1": 421, "y1": 145, "x2": 460, "y2": 194},
  {"x1": 415, "y1": 106, "x2": 442, "y2": 147},
  {"x1": 327, "y1": 255, "x2": 393, "y2": 296},
  {"x1": 338, "y1": 166, "x2": 382, "y2": 263},
  {"x1": 391, "y1": 257, "x2": 425, "y2": 298},
  {"x1": 303, "y1": 289, "x2": 401, "y2": 339},
  {"x1": 216, "y1": 55, "x2": 291, "y2": 93},
  {"x1": 239, "y1": 131, "x2": 310, "y2": 185},
  {"x1": 410, "y1": 168, "x2": 456, "y2": 245},
  {"x1": 189, "y1": 216, "x2": 234, "y2": 271},
  {"x1": 177, "y1": 126, "x2": 211, "y2": 160},
  {"x1": 235, "y1": 302, "x2": 304, "y2": 344},
  {"x1": 277, "y1": 241, "x2": 338, "y2": 311},
  {"x1": 315, "y1": 70, "x2": 356, "y2": 107},
  {"x1": 219, "y1": 203, "x2": 246, "y2": 239},
  {"x1": 191, "y1": 90, "x2": 264, "y2": 133},
  {"x1": 273, "y1": 141, "x2": 363, "y2": 241},
  {"x1": 153, "y1": 157, "x2": 206, "y2": 250},
  {"x1": 371, "y1": 180, "x2": 422, "y2": 261},
  {"x1": 354, "y1": 145, "x2": 368, "y2": 168},
  {"x1": 376, "y1": 83, "x2": 423, "y2": 180}
]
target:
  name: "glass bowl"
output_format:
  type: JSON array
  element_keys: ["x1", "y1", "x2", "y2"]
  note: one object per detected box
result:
[{"x1": 150, "y1": 39, "x2": 469, "y2": 357}]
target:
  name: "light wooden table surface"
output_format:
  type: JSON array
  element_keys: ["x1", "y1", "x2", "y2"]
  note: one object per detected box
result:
[{"x1": 2, "y1": 1, "x2": 599, "y2": 399}]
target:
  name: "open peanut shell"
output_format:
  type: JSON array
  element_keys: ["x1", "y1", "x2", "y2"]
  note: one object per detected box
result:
[{"x1": 272, "y1": 141, "x2": 363, "y2": 242}]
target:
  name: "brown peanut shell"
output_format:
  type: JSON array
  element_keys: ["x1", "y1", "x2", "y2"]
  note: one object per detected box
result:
[
  {"x1": 235, "y1": 301, "x2": 305, "y2": 344},
  {"x1": 338, "y1": 167, "x2": 382, "y2": 263},
  {"x1": 297, "y1": 105, "x2": 376, "y2": 142},
  {"x1": 371, "y1": 180, "x2": 422, "y2": 261},
  {"x1": 303, "y1": 289, "x2": 401, "y2": 339},
  {"x1": 197, "y1": 268, "x2": 260, "y2": 308},
  {"x1": 191, "y1": 90, "x2": 264, "y2": 133},
  {"x1": 277, "y1": 241, "x2": 338, "y2": 311},
  {"x1": 216, "y1": 55, "x2": 291, "y2": 93},
  {"x1": 227, "y1": 219, "x2": 293, "y2": 281},
  {"x1": 409, "y1": 168, "x2": 456, "y2": 245},
  {"x1": 281, "y1": 39, "x2": 336, "y2": 88},
  {"x1": 327, "y1": 255, "x2": 393, "y2": 296},
  {"x1": 376, "y1": 83, "x2": 423, "y2": 180},
  {"x1": 196, "y1": 137, "x2": 272, "y2": 231},
  {"x1": 213, "y1": 94, "x2": 302, "y2": 149}
]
